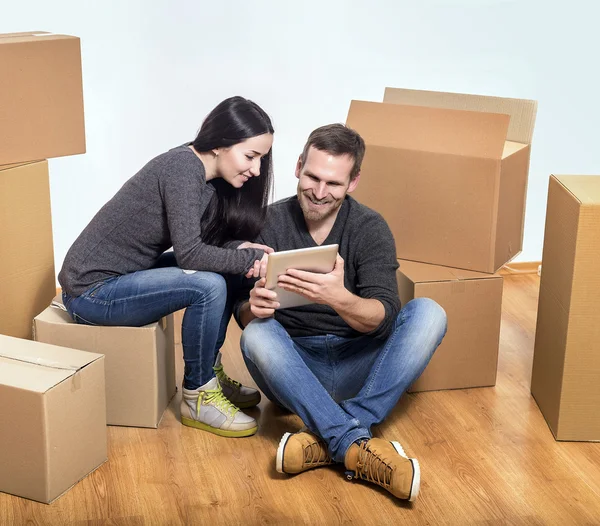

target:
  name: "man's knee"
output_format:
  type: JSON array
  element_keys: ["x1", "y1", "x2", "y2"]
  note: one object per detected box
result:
[
  {"x1": 241, "y1": 317, "x2": 289, "y2": 370},
  {"x1": 240, "y1": 318, "x2": 277, "y2": 360},
  {"x1": 404, "y1": 297, "x2": 447, "y2": 341}
]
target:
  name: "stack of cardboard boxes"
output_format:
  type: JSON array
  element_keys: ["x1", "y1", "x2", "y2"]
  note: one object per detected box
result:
[
  {"x1": 0, "y1": 31, "x2": 85, "y2": 340},
  {"x1": 346, "y1": 88, "x2": 537, "y2": 392},
  {"x1": 0, "y1": 31, "x2": 107, "y2": 504},
  {"x1": 0, "y1": 32, "x2": 176, "y2": 504}
]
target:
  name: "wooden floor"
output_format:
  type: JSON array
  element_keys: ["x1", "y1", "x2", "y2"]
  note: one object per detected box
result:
[{"x1": 3, "y1": 274, "x2": 600, "y2": 525}]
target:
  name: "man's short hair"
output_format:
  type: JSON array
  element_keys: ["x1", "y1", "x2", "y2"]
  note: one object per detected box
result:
[{"x1": 300, "y1": 124, "x2": 365, "y2": 181}]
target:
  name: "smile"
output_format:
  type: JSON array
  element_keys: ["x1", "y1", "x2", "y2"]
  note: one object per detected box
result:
[{"x1": 308, "y1": 198, "x2": 330, "y2": 206}]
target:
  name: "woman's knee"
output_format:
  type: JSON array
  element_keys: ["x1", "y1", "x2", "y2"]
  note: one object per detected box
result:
[{"x1": 186, "y1": 271, "x2": 227, "y2": 307}]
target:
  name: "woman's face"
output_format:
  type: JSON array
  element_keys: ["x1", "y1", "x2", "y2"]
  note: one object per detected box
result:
[{"x1": 215, "y1": 133, "x2": 273, "y2": 188}]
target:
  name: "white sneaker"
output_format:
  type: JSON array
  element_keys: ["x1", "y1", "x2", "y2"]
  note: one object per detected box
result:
[
  {"x1": 213, "y1": 352, "x2": 261, "y2": 409},
  {"x1": 180, "y1": 377, "x2": 258, "y2": 437}
]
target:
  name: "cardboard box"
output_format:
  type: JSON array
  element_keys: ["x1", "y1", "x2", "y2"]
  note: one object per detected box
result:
[
  {"x1": 397, "y1": 259, "x2": 503, "y2": 392},
  {"x1": 531, "y1": 175, "x2": 600, "y2": 441},
  {"x1": 174, "y1": 309, "x2": 184, "y2": 345},
  {"x1": 0, "y1": 161, "x2": 56, "y2": 339},
  {"x1": 34, "y1": 302, "x2": 177, "y2": 428},
  {"x1": 0, "y1": 31, "x2": 85, "y2": 165},
  {"x1": 0, "y1": 334, "x2": 107, "y2": 504},
  {"x1": 346, "y1": 88, "x2": 537, "y2": 273}
]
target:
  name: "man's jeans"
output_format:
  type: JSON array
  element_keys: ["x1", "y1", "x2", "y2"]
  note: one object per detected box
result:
[
  {"x1": 240, "y1": 298, "x2": 447, "y2": 463},
  {"x1": 62, "y1": 253, "x2": 238, "y2": 389}
]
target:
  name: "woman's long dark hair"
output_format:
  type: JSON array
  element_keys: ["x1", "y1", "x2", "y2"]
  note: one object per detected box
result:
[{"x1": 192, "y1": 96, "x2": 274, "y2": 246}]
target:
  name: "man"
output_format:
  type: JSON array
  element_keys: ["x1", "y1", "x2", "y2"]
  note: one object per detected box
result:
[{"x1": 236, "y1": 124, "x2": 447, "y2": 501}]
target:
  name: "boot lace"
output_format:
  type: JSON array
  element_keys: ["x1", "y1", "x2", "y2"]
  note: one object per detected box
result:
[
  {"x1": 355, "y1": 441, "x2": 393, "y2": 489},
  {"x1": 304, "y1": 439, "x2": 333, "y2": 466}
]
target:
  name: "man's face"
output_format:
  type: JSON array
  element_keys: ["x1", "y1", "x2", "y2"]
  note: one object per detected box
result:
[{"x1": 295, "y1": 146, "x2": 360, "y2": 222}]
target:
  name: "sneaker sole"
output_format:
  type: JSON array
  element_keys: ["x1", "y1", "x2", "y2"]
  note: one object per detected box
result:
[
  {"x1": 276, "y1": 432, "x2": 293, "y2": 473},
  {"x1": 181, "y1": 417, "x2": 258, "y2": 438},
  {"x1": 391, "y1": 441, "x2": 420, "y2": 502}
]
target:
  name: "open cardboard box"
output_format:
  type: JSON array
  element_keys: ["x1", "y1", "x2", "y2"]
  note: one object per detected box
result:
[{"x1": 346, "y1": 88, "x2": 537, "y2": 273}]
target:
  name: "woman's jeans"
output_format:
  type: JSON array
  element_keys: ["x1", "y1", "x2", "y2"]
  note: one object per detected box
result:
[
  {"x1": 240, "y1": 298, "x2": 448, "y2": 463},
  {"x1": 62, "y1": 253, "x2": 237, "y2": 389}
]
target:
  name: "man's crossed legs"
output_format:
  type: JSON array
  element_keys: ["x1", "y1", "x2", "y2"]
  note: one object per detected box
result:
[{"x1": 240, "y1": 298, "x2": 447, "y2": 501}]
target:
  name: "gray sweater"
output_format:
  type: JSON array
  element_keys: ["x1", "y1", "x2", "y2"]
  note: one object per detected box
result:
[
  {"x1": 59, "y1": 144, "x2": 263, "y2": 297},
  {"x1": 237, "y1": 195, "x2": 400, "y2": 340}
]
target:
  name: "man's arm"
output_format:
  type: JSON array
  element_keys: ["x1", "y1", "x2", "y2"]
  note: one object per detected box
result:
[
  {"x1": 237, "y1": 300, "x2": 255, "y2": 328},
  {"x1": 350, "y1": 215, "x2": 400, "y2": 339},
  {"x1": 326, "y1": 284, "x2": 385, "y2": 334}
]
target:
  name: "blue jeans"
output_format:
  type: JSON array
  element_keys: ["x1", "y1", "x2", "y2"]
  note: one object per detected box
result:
[
  {"x1": 62, "y1": 253, "x2": 238, "y2": 389},
  {"x1": 240, "y1": 298, "x2": 447, "y2": 463}
]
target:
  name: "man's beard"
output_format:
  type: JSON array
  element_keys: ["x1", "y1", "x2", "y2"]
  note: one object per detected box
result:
[{"x1": 298, "y1": 189, "x2": 341, "y2": 221}]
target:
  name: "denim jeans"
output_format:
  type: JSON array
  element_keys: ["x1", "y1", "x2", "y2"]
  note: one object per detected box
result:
[
  {"x1": 240, "y1": 297, "x2": 447, "y2": 463},
  {"x1": 62, "y1": 252, "x2": 238, "y2": 389}
]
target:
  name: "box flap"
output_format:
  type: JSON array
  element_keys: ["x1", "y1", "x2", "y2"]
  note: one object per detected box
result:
[
  {"x1": 0, "y1": 334, "x2": 102, "y2": 392},
  {"x1": 0, "y1": 32, "x2": 68, "y2": 43},
  {"x1": 384, "y1": 87, "x2": 537, "y2": 145},
  {"x1": 0, "y1": 31, "x2": 48, "y2": 38},
  {"x1": 398, "y1": 259, "x2": 501, "y2": 283},
  {"x1": 0, "y1": 160, "x2": 42, "y2": 171},
  {"x1": 0, "y1": 356, "x2": 73, "y2": 393},
  {"x1": 35, "y1": 299, "x2": 76, "y2": 325},
  {"x1": 502, "y1": 141, "x2": 528, "y2": 159},
  {"x1": 553, "y1": 175, "x2": 600, "y2": 205},
  {"x1": 346, "y1": 100, "x2": 509, "y2": 159}
]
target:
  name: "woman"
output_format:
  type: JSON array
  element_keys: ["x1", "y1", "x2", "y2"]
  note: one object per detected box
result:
[{"x1": 59, "y1": 96, "x2": 274, "y2": 437}]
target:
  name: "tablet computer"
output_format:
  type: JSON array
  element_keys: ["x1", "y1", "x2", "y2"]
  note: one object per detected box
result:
[{"x1": 265, "y1": 244, "x2": 339, "y2": 309}]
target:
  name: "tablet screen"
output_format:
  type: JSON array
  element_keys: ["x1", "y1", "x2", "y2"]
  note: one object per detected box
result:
[{"x1": 265, "y1": 244, "x2": 338, "y2": 309}]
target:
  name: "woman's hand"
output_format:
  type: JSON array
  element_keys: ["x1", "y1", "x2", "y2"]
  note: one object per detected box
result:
[
  {"x1": 245, "y1": 252, "x2": 269, "y2": 279},
  {"x1": 238, "y1": 242, "x2": 274, "y2": 254}
]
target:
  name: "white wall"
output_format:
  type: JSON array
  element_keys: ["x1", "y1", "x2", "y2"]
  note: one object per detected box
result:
[{"x1": 3, "y1": 0, "x2": 599, "y2": 276}]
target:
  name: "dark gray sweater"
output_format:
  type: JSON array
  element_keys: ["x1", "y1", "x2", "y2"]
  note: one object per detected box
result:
[
  {"x1": 238, "y1": 195, "x2": 400, "y2": 340},
  {"x1": 59, "y1": 144, "x2": 263, "y2": 297}
]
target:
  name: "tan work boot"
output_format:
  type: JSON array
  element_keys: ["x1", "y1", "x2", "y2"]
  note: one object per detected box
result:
[
  {"x1": 276, "y1": 430, "x2": 334, "y2": 474},
  {"x1": 344, "y1": 438, "x2": 420, "y2": 501}
]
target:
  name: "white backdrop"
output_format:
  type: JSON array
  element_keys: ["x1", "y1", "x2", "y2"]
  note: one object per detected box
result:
[{"x1": 2, "y1": 0, "x2": 599, "y2": 279}]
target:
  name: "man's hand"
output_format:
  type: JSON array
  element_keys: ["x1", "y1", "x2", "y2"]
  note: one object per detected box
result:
[
  {"x1": 278, "y1": 253, "x2": 385, "y2": 333},
  {"x1": 248, "y1": 277, "x2": 280, "y2": 318},
  {"x1": 277, "y1": 254, "x2": 348, "y2": 308}
]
